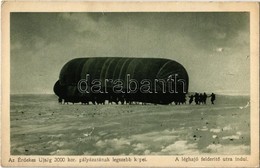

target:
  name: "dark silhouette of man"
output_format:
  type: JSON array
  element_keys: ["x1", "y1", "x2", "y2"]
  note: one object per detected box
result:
[
  {"x1": 210, "y1": 93, "x2": 216, "y2": 104},
  {"x1": 189, "y1": 95, "x2": 194, "y2": 104},
  {"x1": 199, "y1": 93, "x2": 204, "y2": 104},
  {"x1": 194, "y1": 93, "x2": 199, "y2": 105},
  {"x1": 203, "y1": 92, "x2": 208, "y2": 104}
]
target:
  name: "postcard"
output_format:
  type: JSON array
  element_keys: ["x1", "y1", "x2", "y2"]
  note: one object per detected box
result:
[{"x1": 1, "y1": 1, "x2": 259, "y2": 167}]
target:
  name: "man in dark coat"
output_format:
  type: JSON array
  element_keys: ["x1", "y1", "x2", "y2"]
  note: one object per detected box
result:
[
  {"x1": 210, "y1": 93, "x2": 216, "y2": 104},
  {"x1": 194, "y1": 93, "x2": 199, "y2": 105},
  {"x1": 189, "y1": 95, "x2": 194, "y2": 104}
]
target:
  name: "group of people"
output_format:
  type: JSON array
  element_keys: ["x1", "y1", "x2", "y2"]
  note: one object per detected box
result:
[
  {"x1": 58, "y1": 92, "x2": 216, "y2": 105},
  {"x1": 188, "y1": 92, "x2": 216, "y2": 105}
]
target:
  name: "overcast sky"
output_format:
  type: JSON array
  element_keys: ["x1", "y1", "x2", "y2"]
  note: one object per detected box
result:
[{"x1": 11, "y1": 12, "x2": 250, "y2": 95}]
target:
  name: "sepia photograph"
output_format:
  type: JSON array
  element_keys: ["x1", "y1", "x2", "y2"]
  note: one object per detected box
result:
[{"x1": 1, "y1": 1, "x2": 259, "y2": 167}]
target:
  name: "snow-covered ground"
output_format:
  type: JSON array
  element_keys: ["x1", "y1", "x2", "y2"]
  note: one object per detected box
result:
[{"x1": 10, "y1": 94, "x2": 250, "y2": 155}]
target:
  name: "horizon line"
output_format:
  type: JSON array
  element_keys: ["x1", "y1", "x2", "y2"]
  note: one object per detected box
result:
[{"x1": 10, "y1": 92, "x2": 250, "y2": 96}]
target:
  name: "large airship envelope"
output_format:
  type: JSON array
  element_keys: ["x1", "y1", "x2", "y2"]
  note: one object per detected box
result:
[{"x1": 54, "y1": 57, "x2": 189, "y2": 104}]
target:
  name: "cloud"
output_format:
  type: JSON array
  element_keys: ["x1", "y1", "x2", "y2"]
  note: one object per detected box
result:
[
  {"x1": 216, "y1": 47, "x2": 224, "y2": 52},
  {"x1": 10, "y1": 12, "x2": 250, "y2": 94},
  {"x1": 236, "y1": 132, "x2": 242, "y2": 135},
  {"x1": 198, "y1": 126, "x2": 208, "y2": 131},
  {"x1": 210, "y1": 128, "x2": 221, "y2": 133},
  {"x1": 130, "y1": 129, "x2": 180, "y2": 144},
  {"x1": 50, "y1": 149, "x2": 76, "y2": 155},
  {"x1": 160, "y1": 141, "x2": 199, "y2": 155},
  {"x1": 205, "y1": 144, "x2": 250, "y2": 155},
  {"x1": 223, "y1": 125, "x2": 233, "y2": 131},
  {"x1": 132, "y1": 143, "x2": 148, "y2": 151},
  {"x1": 206, "y1": 144, "x2": 222, "y2": 152},
  {"x1": 143, "y1": 150, "x2": 151, "y2": 155},
  {"x1": 95, "y1": 138, "x2": 130, "y2": 150},
  {"x1": 222, "y1": 135, "x2": 240, "y2": 140}
]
